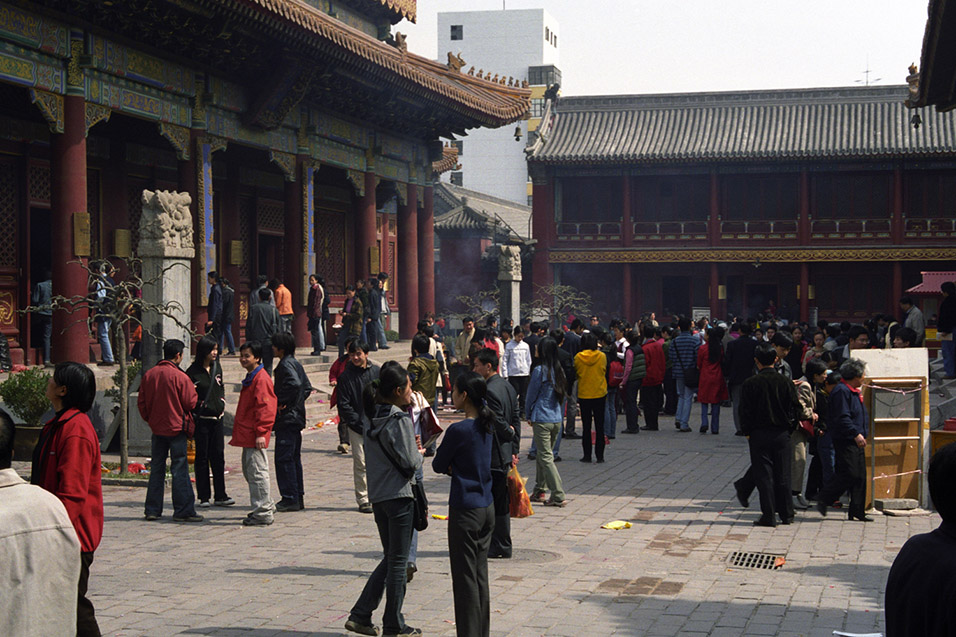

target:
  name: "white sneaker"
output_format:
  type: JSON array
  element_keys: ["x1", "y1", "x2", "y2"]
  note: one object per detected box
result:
[{"x1": 198, "y1": 500, "x2": 211, "y2": 508}]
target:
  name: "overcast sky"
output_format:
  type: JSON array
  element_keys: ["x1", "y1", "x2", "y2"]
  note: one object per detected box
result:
[{"x1": 399, "y1": 1, "x2": 929, "y2": 96}]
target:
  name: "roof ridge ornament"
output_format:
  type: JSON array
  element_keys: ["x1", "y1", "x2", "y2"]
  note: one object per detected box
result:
[{"x1": 447, "y1": 52, "x2": 466, "y2": 72}]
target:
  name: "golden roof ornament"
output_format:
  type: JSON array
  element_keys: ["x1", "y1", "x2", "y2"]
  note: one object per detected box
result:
[
  {"x1": 447, "y1": 52, "x2": 466, "y2": 72},
  {"x1": 476, "y1": 69, "x2": 484, "y2": 79},
  {"x1": 467, "y1": 66, "x2": 475, "y2": 75}
]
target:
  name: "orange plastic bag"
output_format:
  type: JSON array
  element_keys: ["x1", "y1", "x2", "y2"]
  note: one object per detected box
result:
[{"x1": 507, "y1": 464, "x2": 534, "y2": 518}]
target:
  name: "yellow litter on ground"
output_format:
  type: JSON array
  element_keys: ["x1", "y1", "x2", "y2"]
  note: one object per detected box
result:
[
  {"x1": 431, "y1": 514, "x2": 448, "y2": 520},
  {"x1": 601, "y1": 520, "x2": 632, "y2": 530}
]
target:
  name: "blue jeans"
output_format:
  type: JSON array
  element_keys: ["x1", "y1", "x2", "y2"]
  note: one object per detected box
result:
[
  {"x1": 219, "y1": 321, "x2": 236, "y2": 354},
  {"x1": 274, "y1": 427, "x2": 304, "y2": 501},
  {"x1": 96, "y1": 317, "x2": 114, "y2": 362},
  {"x1": 604, "y1": 387, "x2": 619, "y2": 438},
  {"x1": 350, "y1": 497, "x2": 415, "y2": 634},
  {"x1": 528, "y1": 422, "x2": 563, "y2": 457},
  {"x1": 817, "y1": 430, "x2": 836, "y2": 489},
  {"x1": 378, "y1": 316, "x2": 389, "y2": 347},
  {"x1": 700, "y1": 403, "x2": 720, "y2": 433},
  {"x1": 675, "y1": 376, "x2": 695, "y2": 430},
  {"x1": 144, "y1": 432, "x2": 196, "y2": 518},
  {"x1": 942, "y1": 339, "x2": 955, "y2": 377},
  {"x1": 37, "y1": 315, "x2": 52, "y2": 364}
]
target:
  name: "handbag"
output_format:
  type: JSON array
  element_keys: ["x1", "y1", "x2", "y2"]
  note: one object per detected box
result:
[
  {"x1": 675, "y1": 340, "x2": 699, "y2": 388},
  {"x1": 799, "y1": 420, "x2": 815, "y2": 437},
  {"x1": 377, "y1": 433, "x2": 429, "y2": 532},
  {"x1": 608, "y1": 360, "x2": 625, "y2": 388}
]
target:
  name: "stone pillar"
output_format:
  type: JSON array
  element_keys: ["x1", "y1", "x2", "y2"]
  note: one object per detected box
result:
[
  {"x1": 498, "y1": 246, "x2": 522, "y2": 329},
  {"x1": 283, "y1": 160, "x2": 308, "y2": 346},
  {"x1": 418, "y1": 185, "x2": 435, "y2": 317},
  {"x1": 397, "y1": 184, "x2": 419, "y2": 339},
  {"x1": 799, "y1": 262, "x2": 810, "y2": 323},
  {"x1": 51, "y1": 93, "x2": 90, "y2": 364},
  {"x1": 357, "y1": 172, "x2": 378, "y2": 281},
  {"x1": 139, "y1": 190, "x2": 195, "y2": 371}
]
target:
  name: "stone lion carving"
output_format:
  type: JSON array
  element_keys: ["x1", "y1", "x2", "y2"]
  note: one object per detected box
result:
[
  {"x1": 497, "y1": 245, "x2": 522, "y2": 281},
  {"x1": 141, "y1": 190, "x2": 194, "y2": 251}
]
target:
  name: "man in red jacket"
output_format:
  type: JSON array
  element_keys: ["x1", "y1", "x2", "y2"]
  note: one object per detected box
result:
[
  {"x1": 231, "y1": 340, "x2": 278, "y2": 526},
  {"x1": 639, "y1": 323, "x2": 666, "y2": 431},
  {"x1": 139, "y1": 339, "x2": 201, "y2": 522}
]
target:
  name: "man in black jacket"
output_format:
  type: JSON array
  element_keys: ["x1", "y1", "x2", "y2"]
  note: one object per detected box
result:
[
  {"x1": 940, "y1": 281, "x2": 956, "y2": 379},
  {"x1": 246, "y1": 288, "x2": 281, "y2": 375},
  {"x1": 219, "y1": 278, "x2": 236, "y2": 356},
  {"x1": 473, "y1": 348, "x2": 520, "y2": 559},
  {"x1": 336, "y1": 340, "x2": 380, "y2": 514},
  {"x1": 723, "y1": 321, "x2": 758, "y2": 435},
  {"x1": 736, "y1": 342, "x2": 801, "y2": 527},
  {"x1": 272, "y1": 332, "x2": 313, "y2": 512}
]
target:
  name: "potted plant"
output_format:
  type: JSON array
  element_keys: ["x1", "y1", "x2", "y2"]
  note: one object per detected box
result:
[{"x1": 0, "y1": 366, "x2": 52, "y2": 460}]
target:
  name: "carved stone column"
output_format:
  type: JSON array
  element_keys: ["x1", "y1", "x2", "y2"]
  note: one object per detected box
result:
[{"x1": 498, "y1": 245, "x2": 522, "y2": 329}]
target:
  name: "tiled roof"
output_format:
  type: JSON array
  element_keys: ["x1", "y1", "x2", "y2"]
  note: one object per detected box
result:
[
  {"x1": 911, "y1": 0, "x2": 956, "y2": 110},
  {"x1": 434, "y1": 182, "x2": 532, "y2": 240},
  {"x1": 906, "y1": 271, "x2": 956, "y2": 295},
  {"x1": 432, "y1": 145, "x2": 460, "y2": 176},
  {"x1": 529, "y1": 86, "x2": 956, "y2": 164},
  {"x1": 234, "y1": 0, "x2": 530, "y2": 126}
]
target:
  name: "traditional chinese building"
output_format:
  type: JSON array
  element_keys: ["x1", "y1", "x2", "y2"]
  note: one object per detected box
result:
[
  {"x1": 0, "y1": 0, "x2": 529, "y2": 364},
  {"x1": 526, "y1": 85, "x2": 956, "y2": 323}
]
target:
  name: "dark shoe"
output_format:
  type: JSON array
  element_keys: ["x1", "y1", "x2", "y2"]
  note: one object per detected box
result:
[
  {"x1": 779, "y1": 517, "x2": 794, "y2": 525},
  {"x1": 405, "y1": 562, "x2": 417, "y2": 583},
  {"x1": 554, "y1": 455, "x2": 562, "y2": 462},
  {"x1": 622, "y1": 429, "x2": 640, "y2": 434},
  {"x1": 640, "y1": 426, "x2": 659, "y2": 431},
  {"x1": 530, "y1": 491, "x2": 547, "y2": 504},
  {"x1": 359, "y1": 502, "x2": 374, "y2": 514},
  {"x1": 173, "y1": 514, "x2": 204, "y2": 523},
  {"x1": 753, "y1": 518, "x2": 776, "y2": 527},
  {"x1": 384, "y1": 626, "x2": 421, "y2": 636},
  {"x1": 580, "y1": 457, "x2": 592, "y2": 463},
  {"x1": 527, "y1": 452, "x2": 537, "y2": 460},
  {"x1": 679, "y1": 427, "x2": 692, "y2": 433},
  {"x1": 699, "y1": 427, "x2": 708, "y2": 434},
  {"x1": 423, "y1": 448, "x2": 435, "y2": 457},
  {"x1": 242, "y1": 516, "x2": 273, "y2": 526},
  {"x1": 97, "y1": 360, "x2": 116, "y2": 367},
  {"x1": 816, "y1": 500, "x2": 828, "y2": 517},
  {"x1": 849, "y1": 514, "x2": 874, "y2": 522},
  {"x1": 711, "y1": 430, "x2": 719, "y2": 435},
  {"x1": 298, "y1": 498, "x2": 305, "y2": 511},
  {"x1": 144, "y1": 514, "x2": 160, "y2": 521},
  {"x1": 734, "y1": 431, "x2": 746, "y2": 437},
  {"x1": 381, "y1": 345, "x2": 391, "y2": 350},
  {"x1": 310, "y1": 351, "x2": 322, "y2": 356},
  {"x1": 544, "y1": 498, "x2": 569, "y2": 507},
  {"x1": 564, "y1": 432, "x2": 581, "y2": 439},
  {"x1": 734, "y1": 484, "x2": 749, "y2": 508},
  {"x1": 488, "y1": 551, "x2": 512, "y2": 559},
  {"x1": 596, "y1": 458, "x2": 605, "y2": 463},
  {"x1": 345, "y1": 618, "x2": 381, "y2": 636},
  {"x1": 214, "y1": 497, "x2": 236, "y2": 506},
  {"x1": 276, "y1": 498, "x2": 300, "y2": 512}
]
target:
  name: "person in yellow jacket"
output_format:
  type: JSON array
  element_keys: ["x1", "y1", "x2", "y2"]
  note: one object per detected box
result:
[{"x1": 574, "y1": 332, "x2": 609, "y2": 463}]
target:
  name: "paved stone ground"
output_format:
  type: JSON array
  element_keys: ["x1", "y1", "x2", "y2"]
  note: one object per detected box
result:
[{"x1": 27, "y1": 345, "x2": 937, "y2": 637}]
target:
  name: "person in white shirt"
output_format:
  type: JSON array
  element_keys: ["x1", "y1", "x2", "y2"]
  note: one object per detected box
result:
[
  {"x1": 0, "y1": 413, "x2": 81, "y2": 637},
  {"x1": 504, "y1": 327, "x2": 533, "y2": 414},
  {"x1": 611, "y1": 321, "x2": 629, "y2": 360}
]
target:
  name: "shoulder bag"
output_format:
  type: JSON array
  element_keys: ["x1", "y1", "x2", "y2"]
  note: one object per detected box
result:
[
  {"x1": 377, "y1": 431, "x2": 429, "y2": 531},
  {"x1": 676, "y1": 340, "x2": 700, "y2": 389}
]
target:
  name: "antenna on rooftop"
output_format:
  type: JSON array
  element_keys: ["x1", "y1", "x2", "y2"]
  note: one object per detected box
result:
[{"x1": 855, "y1": 56, "x2": 881, "y2": 87}]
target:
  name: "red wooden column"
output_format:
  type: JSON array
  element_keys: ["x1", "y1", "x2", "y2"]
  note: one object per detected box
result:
[
  {"x1": 397, "y1": 184, "x2": 419, "y2": 339},
  {"x1": 622, "y1": 174, "x2": 632, "y2": 247},
  {"x1": 892, "y1": 168, "x2": 904, "y2": 244},
  {"x1": 51, "y1": 94, "x2": 90, "y2": 364},
  {"x1": 799, "y1": 171, "x2": 811, "y2": 244},
  {"x1": 357, "y1": 172, "x2": 378, "y2": 281},
  {"x1": 709, "y1": 262, "x2": 719, "y2": 319},
  {"x1": 799, "y1": 262, "x2": 810, "y2": 323},
  {"x1": 531, "y1": 175, "x2": 555, "y2": 293},
  {"x1": 284, "y1": 158, "x2": 308, "y2": 346},
  {"x1": 418, "y1": 185, "x2": 435, "y2": 316}
]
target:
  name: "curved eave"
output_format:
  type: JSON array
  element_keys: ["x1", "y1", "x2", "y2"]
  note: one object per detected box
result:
[
  {"x1": 432, "y1": 146, "x2": 460, "y2": 175},
  {"x1": 230, "y1": 0, "x2": 531, "y2": 127}
]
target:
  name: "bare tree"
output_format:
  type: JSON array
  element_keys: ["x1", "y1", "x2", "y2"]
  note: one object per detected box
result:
[
  {"x1": 520, "y1": 283, "x2": 592, "y2": 328},
  {"x1": 22, "y1": 257, "x2": 197, "y2": 475},
  {"x1": 443, "y1": 287, "x2": 501, "y2": 324}
]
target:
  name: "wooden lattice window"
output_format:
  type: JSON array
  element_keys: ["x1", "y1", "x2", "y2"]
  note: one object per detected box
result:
[
  {"x1": 28, "y1": 161, "x2": 50, "y2": 206},
  {"x1": 257, "y1": 199, "x2": 283, "y2": 232},
  {"x1": 0, "y1": 161, "x2": 17, "y2": 268},
  {"x1": 239, "y1": 196, "x2": 254, "y2": 281},
  {"x1": 316, "y1": 210, "x2": 346, "y2": 294}
]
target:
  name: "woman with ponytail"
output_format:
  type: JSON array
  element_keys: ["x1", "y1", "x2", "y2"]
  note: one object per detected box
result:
[
  {"x1": 346, "y1": 362, "x2": 423, "y2": 637},
  {"x1": 526, "y1": 337, "x2": 568, "y2": 507},
  {"x1": 433, "y1": 371, "x2": 495, "y2": 637}
]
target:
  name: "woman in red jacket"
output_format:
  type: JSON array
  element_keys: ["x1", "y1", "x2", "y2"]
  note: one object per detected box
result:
[
  {"x1": 32, "y1": 361, "x2": 104, "y2": 636},
  {"x1": 696, "y1": 326, "x2": 729, "y2": 435}
]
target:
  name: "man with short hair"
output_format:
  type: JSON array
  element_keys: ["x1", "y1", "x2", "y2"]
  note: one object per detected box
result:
[
  {"x1": 307, "y1": 274, "x2": 325, "y2": 355},
  {"x1": 272, "y1": 278, "x2": 294, "y2": 334},
  {"x1": 473, "y1": 348, "x2": 520, "y2": 558},
  {"x1": 893, "y1": 327, "x2": 918, "y2": 348},
  {"x1": 938, "y1": 281, "x2": 956, "y2": 378},
  {"x1": 0, "y1": 412, "x2": 81, "y2": 636},
  {"x1": 139, "y1": 339, "x2": 202, "y2": 522},
  {"x1": 885, "y1": 443, "x2": 956, "y2": 635},
  {"x1": 453, "y1": 317, "x2": 476, "y2": 366},
  {"x1": 251, "y1": 274, "x2": 275, "y2": 306},
  {"x1": 772, "y1": 331, "x2": 795, "y2": 379},
  {"x1": 899, "y1": 296, "x2": 925, "y2": 346},
  {"x1": 206, "y1": 271, "x2": 222, "y2": 341},
  {"x1": 336, "y1": 340, "x2": 380, "y2": 513},
  {"x1": 31, "y1": 269, "x2": 53, "y2": 366},
  {"x1": 638, "y1": 323, "x2": 665, "y2": 431},
  {"x1": 724, "y1": 320, "x2": 758, "y2": 436},
  {"x1": 836, "y1": 325, "x2": 870, "y2": 365},
  {"x1": 247, "y1": 288, "x2": 281, "y2": 375},
  {"x1": 376, "y1": 272, "x2": 391, "y2": 350},
  {"x1": 272, "y1": 332, "x2": 312, "y2": 512},
  {"x1": 670, "y1": 317, "x2": 699, "y2": 432},
  {"x1": 365, "y1": 278, "x2": 382, "y2": 352},
  {"x1": 93, "y1": 261, "x2": 116, "y2": 366},
  {"x1": 220, "y1": 277, "x2": 237, "y2": 355}
]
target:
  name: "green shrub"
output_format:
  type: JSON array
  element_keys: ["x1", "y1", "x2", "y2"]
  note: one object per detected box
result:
[
  {"x1": 104, "y1": 360, "x2": 142, "y2": 406},
  {"x1": 0, "y1": 367, "x2": 52, "y2": 427},
  {"x1": 386, "y1": 329, "x2": 400, "y2": 341}
]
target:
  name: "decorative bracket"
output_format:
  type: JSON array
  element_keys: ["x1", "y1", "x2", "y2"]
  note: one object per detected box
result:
[
  {"x1": 158, "y1": 122, "x2": 190, "y2": 160},
  {"x1": 395, "y1": 182, "x2": 408, "y2": 206},
  {"x1": 29, "y1": 89, "x2": 64, "y2": 134},
  {"x1": 347, "y1": 169, "x2": 366, "y2": 198},
  {"x1": 244, "y1": 59, "x2": 316, "y2": 130},
  {"x1": 269, "y1": 150, "x2": 296, "y2": 182}
]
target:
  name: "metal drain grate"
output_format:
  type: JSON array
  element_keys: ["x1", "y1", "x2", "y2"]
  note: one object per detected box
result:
[{"x1": 727, "y1": 551, "x2": 786, "y2": 570}]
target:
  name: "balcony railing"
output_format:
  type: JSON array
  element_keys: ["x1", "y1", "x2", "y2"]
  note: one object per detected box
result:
[
  {"x1": 810, "y1": 218, "x2": 891, "y2": 238},
  {"x1": 904, "y1": 217, "x2": 956, "y2": 237},
  {"x1": 556, "y1": 222, "x2": 622, "y2": 240},
  {"x1": 720, "y1": 219, "x2": 798, "y2": 239},
  {"x1": 632, "y1": 220, "x2": 708, "y2": 239}
]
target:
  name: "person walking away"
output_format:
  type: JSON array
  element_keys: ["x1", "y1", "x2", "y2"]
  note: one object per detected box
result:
[
  {"x1": 31, "y1": 269, "x2": 53, "y2": 366},
  {"x1": 404, "y1": 386, "x2": 435, "y2": 582},
  {"x1": 231, "y1": 341, "x2": 278, "y2": 526},
  {"x1": 724, "y1": 321, "x2": 758, "y2": 435},
  {"x1": 638, "y1": 323, "x2": 665, "y2": 431},
  {"x1": 526, "y1": 337, "x2": 568, "y2": 507},
  {"x1": 186, "y1": 336, "x2": 234, "y2": 508},
  {"x1": 737, "y1": 342, "x2": 801, "y2": 527},
  {"x1": 308, "y1": 274, "x2": 325, "y2": 355},
  {"x1": 272, "y1": 332, "x2": 312, "y2": 512},
  {"x1": 938, "y1": 281, "x2": 956, "y2": 379},
  {"x1": 92, "y1": 262, "x2": 116, "y2": 366},
  {"x1": 345, "y1": 364, "x2": 423, "y2": 637},
  {"x1": 251, "y1": 274, "x2": 275, "y2": 306},
  {"x1": 219, "y1": 277, "x2": 237, "y2": 355},
  {"x1": 365, "y1": 278, "x2": 382, "y2": 351},
  {"x1": 562, "y1": 319, "x2": 584, "y2": 438},
  {"x1": 433, "y1": 371, "x2": 496, "y2": 637},
  {"x1": 697, "y1": 326, "x2": 729, "y2": 434},
  {"x1": 575, "y1": 332, "x2": 608, "y2": 463},
  {"x1": 247, "y1": 288, "x2": 281, "y2": 374},
  {"x1": 670, "y1": 318, "x2": 699, "y2": 432},
  {"x1": 408, "y1": 334, "x2": 439, "y2": 411},
  {"x1": 2, "y1": 412, "x2": 82, "y2": 637},
  {"x1": 503, "y1": 327, "x2": 532, "y2": 414},
  {"x1": 472, "y1": 348, "x2": 519, "y2": 559},
  {"x1": 621, "y1": 329, "x2": 646, "y2": 434},
  {"x1": 339, "y1": 285, "x2": 364, "y2": 357},
  {"x1": 791, "y1": 358, "x2": 827, "y2": 510},
  {"x1": 330, "y1": 337, "x2": 355, "y2": 453},
  {"x1": 337, "y1": 340, "x2": 381, "y2": 513},
  {"x1": 600, "y1": 330, "x2": 622, "y2": 439},
  {"x1": 272, "y1": 278, "x2": 294, "y2": 334},
  {"x1": 139, "y1": 340, "x2": 202, "y2": 523},
  {"x1": 206, "y1": 271, "x2": 223, "y2": 342},
  {"x1": 661, "y1": 326, "x2": 679, "y2": 416},
  {"x1": 816, "y1": 358, "x2": 872, "y2": 521},
  {"x1": 31, "y1": 362, "x2": 104, "y2": 635}
]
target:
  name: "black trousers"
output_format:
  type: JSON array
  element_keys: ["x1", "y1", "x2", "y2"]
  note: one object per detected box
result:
[
  {"x1": 259, "y1": 338, "x2": 274, "y2": 375},
  {"x1": 274, "y1": 426, "x2": 304, "y2": 501},
  {"x1": 662, "y1": 370, "x2": 678, "y2": 415},
  {"x1": 489, "y1": 469, "x2": 512, "y2": 557},
  {"x1": 623, "y1": 379, "x2": 642, "y2": 432},
  {"x1": 508, "y1": 375, "x2": 530, "y2": 416},
  {"x1": 819, "y1": 439, "x2": 866, "y2": 518},
  {"x1": 448, "y1": 504, "x2": 495, "y2": 637},
  {"x1": 639, "y1": 384, "x2": 663, "y2": 430},
  {"x1": 78, "y1": 551, "x2": 100, "y2": 636},
  {"x1": 742, "y1": 429, "x2": 793, "y2": 524},
  {"x1": 193, "y1": 417, "x2": 227, "y2": 502},
  {"x1": 579, "y1": 396, "x2": 606, "y2": 461}
]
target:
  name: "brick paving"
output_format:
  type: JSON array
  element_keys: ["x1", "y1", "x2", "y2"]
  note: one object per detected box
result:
[{"x1": 67, "y1": 358, "x2": 939, "y2": 635}]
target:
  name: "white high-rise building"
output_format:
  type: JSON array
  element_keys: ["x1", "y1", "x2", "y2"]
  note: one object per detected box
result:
[{"x1": 437, "y1": 9, "x2": 561, "y2": 205}]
